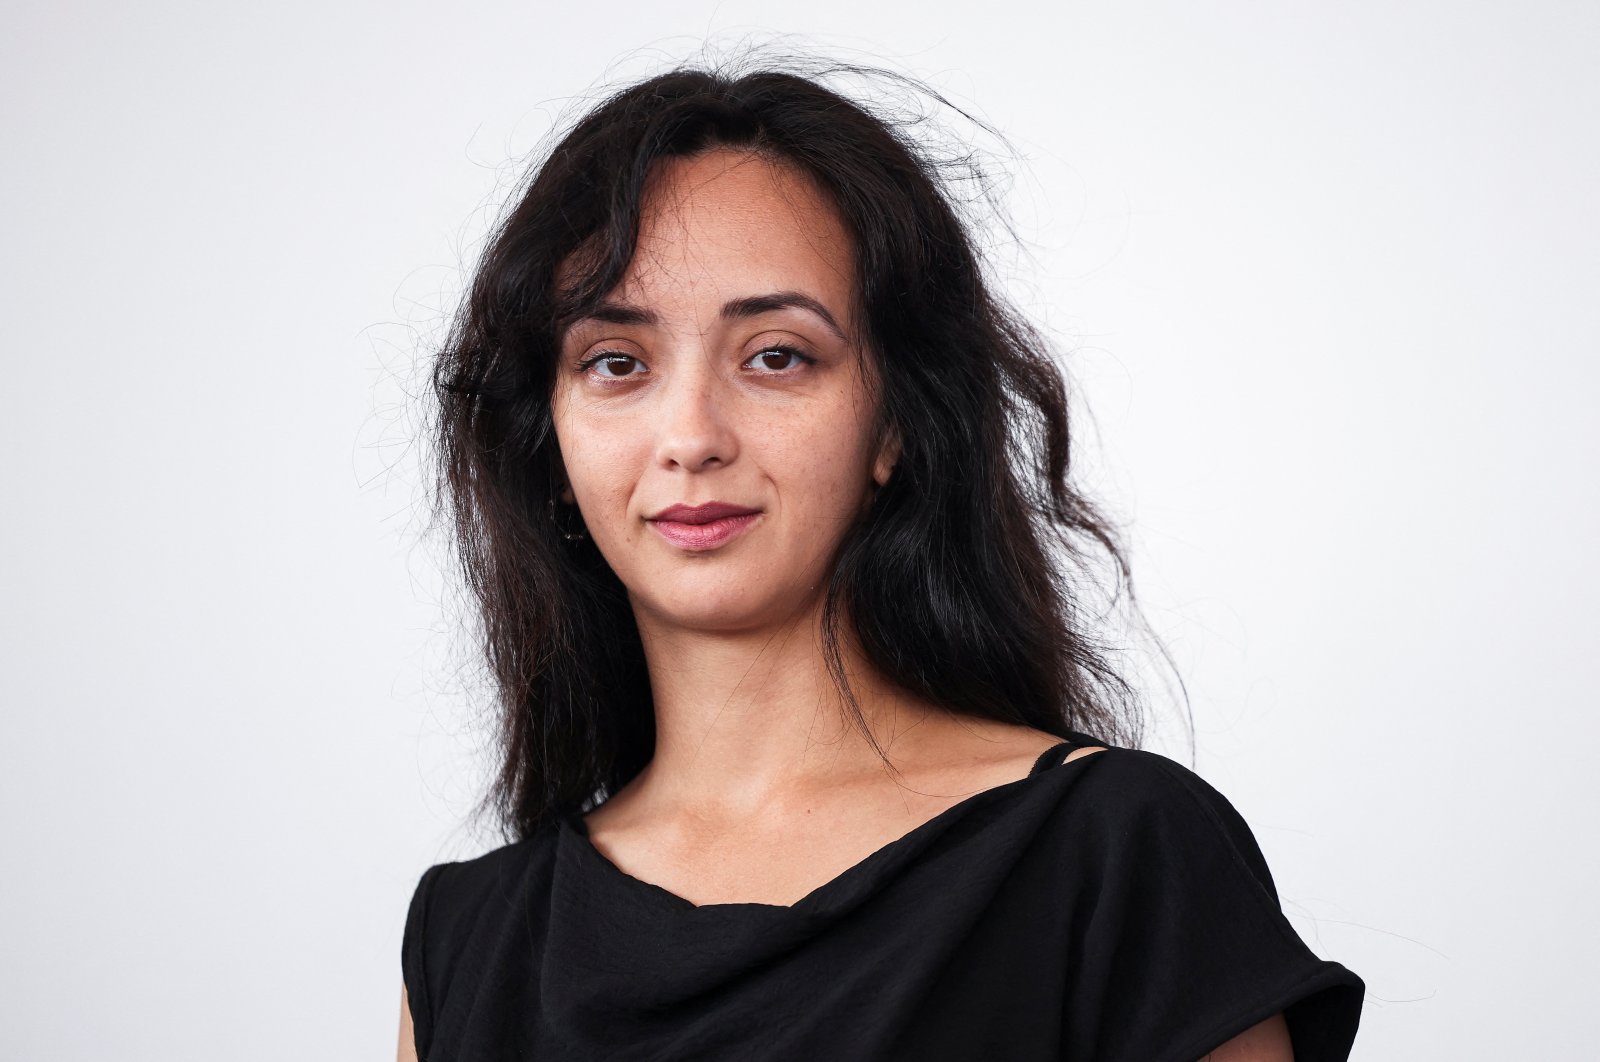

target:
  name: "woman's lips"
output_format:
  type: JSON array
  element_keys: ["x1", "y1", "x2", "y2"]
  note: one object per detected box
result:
[{"x1": 648, "y1": 511, "x2": 761, "y2": 551}]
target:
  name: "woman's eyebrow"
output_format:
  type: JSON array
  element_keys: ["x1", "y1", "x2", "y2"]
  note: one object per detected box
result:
[
  {"x1": 572, "y1": 291, "x2": 848, "y2": 342},
  {"x1": 721, "y1": 292, "x2": 848, "y2": 342}
]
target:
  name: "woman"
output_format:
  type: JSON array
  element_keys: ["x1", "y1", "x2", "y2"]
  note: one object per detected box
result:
[{"x1": 398, "y1": 58, "x2": 1365, "y2": 1061}]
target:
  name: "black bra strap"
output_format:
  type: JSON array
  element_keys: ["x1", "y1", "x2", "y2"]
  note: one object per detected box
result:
[
  {"x1": 1029, "y1": 740, "x2": 1077, "y2": 776},
  {"x1": 1029, "y1": 730, "x2": 1112, "y2": 776}
]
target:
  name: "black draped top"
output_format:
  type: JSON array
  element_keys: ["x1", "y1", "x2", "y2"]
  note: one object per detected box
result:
[{"x1": 402, "y1": 732, "x2": 1365, "y2": 1060}]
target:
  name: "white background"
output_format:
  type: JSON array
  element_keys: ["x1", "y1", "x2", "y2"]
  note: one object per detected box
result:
[{"x1": 3, "y1": 2, "x2": 1595, "y2": 1059}]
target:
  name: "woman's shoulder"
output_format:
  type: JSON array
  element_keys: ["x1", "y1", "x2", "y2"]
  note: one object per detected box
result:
[
  {"x1": 1074, "y1": 740, "x2": 1233, "y2": 786},
  {"x1": 408, "y1": 820, "x2": 562, "y2": 924},
  {"x1": 1055, "y1": 741, "x2": 1255, "y2": 816},
  {"x1": 1037, "y1": 743, "x2": 1366, "y2": 1059},
  {"x1": 401, "y1": 820, "x2": 565, "y2": 1058},
  {"x1": 1040, "y1": 743, "x2": 1283, "y2": 896},
  {"x1": 1003, "y1": 725, "x2": 1255, "y2": 836}
]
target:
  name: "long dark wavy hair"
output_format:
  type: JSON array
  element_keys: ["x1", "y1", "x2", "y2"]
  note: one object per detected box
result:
[{"x1": 428, "y1": 53, "x2": 1183, "y2": 844}]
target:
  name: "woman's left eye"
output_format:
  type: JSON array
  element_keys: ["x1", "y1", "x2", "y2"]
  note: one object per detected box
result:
[{"x1": 746, "y1": 346, "x2": 815, "y2": 373}]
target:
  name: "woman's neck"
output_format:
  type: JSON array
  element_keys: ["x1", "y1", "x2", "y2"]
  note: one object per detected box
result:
[{"x1": 629, "y1": 599, "x2": 946, "y2": 820}]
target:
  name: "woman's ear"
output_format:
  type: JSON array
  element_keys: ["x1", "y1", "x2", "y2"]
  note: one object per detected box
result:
[
  {"x1": 553, "y1": 454, "x2": 576, "y2": 505},
  {"x1": 872, "y1": 425, "x2": 902, "y2": 489}
]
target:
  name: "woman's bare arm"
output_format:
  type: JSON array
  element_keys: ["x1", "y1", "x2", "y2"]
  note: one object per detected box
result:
[
  {"x1": 1200, "y1": 1011, "x2": 1293, "y2": 1061},
  {"x1": 397, "y1": 981, "x2": 418, "y2": 1062}
]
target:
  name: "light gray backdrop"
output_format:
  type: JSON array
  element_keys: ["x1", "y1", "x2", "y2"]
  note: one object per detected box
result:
[{"x1": 3, "y1": 2, "x2": 1594, "y2": 1059}]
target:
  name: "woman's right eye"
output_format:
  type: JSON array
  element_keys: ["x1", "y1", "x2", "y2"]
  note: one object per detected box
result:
[{"x1": 577, "y1": 352, "x2": 645, "y2": 379}]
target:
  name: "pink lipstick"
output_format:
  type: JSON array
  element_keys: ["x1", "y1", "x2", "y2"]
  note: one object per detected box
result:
[{"x1": 647, "y1": 501, "x2": 762, "y2": 552}]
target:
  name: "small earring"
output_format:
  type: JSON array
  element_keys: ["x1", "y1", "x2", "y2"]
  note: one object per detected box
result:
[{"x1": 549, "y1": 494, "x2": 588, "y2": 542}]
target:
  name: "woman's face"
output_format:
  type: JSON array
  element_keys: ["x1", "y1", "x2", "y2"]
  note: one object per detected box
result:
[{"x1": 550, "y1": 148, "x2": 898, "y2": 633}]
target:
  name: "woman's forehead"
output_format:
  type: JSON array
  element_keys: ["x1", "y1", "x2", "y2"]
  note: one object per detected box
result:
[
  {"x1": 636, "y1": 152, "x2": 850, "y2": 273},
  {"x1": 565, "y1": 149, "x2": 859, "y2": 329}
]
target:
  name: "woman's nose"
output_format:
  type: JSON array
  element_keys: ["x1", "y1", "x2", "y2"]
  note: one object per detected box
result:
[{"x1": 651, "y1": 354, "x2": 739, "y2": 473}]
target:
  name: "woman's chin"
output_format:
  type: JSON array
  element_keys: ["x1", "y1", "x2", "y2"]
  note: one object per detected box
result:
[{"x1": 627, "y1": 579, "x2": 815, "y2": 633}]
